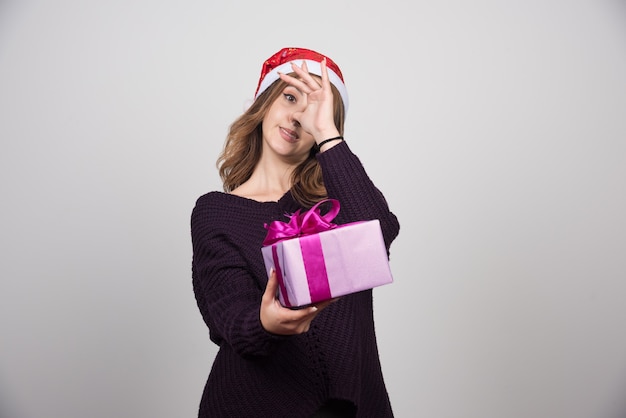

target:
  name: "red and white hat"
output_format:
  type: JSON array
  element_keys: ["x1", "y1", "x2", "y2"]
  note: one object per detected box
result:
[{"x1": 253, "y1": 47, "x2": 349, "y2": 114}]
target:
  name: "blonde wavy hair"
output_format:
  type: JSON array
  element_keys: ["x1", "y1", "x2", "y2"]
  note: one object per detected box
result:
[{"x1": 217, "y1": 76, "x2": 345, "y2": 208}]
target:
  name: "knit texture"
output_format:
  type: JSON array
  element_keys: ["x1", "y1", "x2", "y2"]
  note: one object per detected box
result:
[{"x1": 191, "y1": 141, "x2": 400, "y2": 417}]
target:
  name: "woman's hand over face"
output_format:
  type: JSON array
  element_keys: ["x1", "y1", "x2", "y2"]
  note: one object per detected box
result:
[{"x1": 278, "y1": 58, "x2": 340, "y2": 144}]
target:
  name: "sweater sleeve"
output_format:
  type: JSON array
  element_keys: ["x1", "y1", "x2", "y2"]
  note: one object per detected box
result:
[
  {"x1": 316, "y1": 141, "x2": 400, "y2": 251},
  {"x1": 191, "y1": 196, "x2": 286, "y2": 358}
]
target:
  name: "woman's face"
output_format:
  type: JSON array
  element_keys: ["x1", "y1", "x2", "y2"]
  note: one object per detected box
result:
[{"x1": 261, "y1": 83, "x2": 316, "y2": 164}]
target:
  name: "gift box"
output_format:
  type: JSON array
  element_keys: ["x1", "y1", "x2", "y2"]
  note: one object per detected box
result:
[{"x1": 261, "y1": 199, "x2": 393, "y2": 308}]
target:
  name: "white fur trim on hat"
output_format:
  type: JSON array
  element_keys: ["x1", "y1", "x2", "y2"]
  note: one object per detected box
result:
[{"x1": 254, "y1": 60, "x2": 349, "y2": 114}]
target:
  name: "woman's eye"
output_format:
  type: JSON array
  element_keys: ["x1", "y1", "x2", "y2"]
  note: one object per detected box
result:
[{"x1": 283, "y1": 93, "x2": 296, "y2": 102}]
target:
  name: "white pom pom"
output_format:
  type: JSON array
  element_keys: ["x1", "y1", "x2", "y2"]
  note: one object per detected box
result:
[{"x1": 243, "y1": 98, "x2": 253, "y2": 112}]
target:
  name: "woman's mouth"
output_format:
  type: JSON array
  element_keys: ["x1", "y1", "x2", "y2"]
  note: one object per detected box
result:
[{"x1": 280, "y1": 127, "x2": 298, "y2": 143}]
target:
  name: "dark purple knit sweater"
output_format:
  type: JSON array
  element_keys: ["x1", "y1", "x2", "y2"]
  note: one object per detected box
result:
[{"x1": 191, "y1": 141, "x2": 400, "y2": 417}]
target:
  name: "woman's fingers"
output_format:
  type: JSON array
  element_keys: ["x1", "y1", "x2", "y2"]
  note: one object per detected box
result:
[
  {"x1": 318, "y1": 57, "x2": 332, "y2": 92},
  {"x1": 292, "y1": 61, "x2": 322, "y2": 90},
  {"x1": 261, "y1": 268, "x2": 321, "y2": 335},
  {"x1": 277, "y1": 61, "x2": 323, "y2": 94},
  {"x1": 312, "y1": 297, "x2": 340, "y2": 311},
  {"x1": 261, "y1": 265, "x2": 341, "y2": 335}
]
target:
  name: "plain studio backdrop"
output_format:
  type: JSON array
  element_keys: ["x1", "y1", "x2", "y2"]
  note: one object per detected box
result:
[{"x1": 1, "y1": 1, "x2": 625, "y2": 417}]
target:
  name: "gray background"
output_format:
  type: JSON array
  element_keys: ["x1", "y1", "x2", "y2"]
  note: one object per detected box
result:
[{"x1": 1, "y1": 1, "x2": 625, "y2": 417}]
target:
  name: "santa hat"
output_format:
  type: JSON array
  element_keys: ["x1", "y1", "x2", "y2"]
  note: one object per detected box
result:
[{"x1": 253, "y1": 47, "x2": 349, "y2": 114}]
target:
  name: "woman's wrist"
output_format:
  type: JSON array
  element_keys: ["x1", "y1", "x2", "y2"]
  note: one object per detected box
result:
[{"x1": 316, "y1": 135, "x2": 344, "y2": 152}]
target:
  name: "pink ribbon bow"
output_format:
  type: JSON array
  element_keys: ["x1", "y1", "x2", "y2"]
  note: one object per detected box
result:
[{"x1": 263, "y1": 199, "x2": 340, "y2": 246}]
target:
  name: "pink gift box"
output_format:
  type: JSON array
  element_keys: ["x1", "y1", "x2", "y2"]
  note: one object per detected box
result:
[{"x1": 261, "y1": 199, "x2": 393, "y2": 308}]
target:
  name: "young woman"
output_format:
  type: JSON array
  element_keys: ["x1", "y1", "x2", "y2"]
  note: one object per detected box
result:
[{"x1": 191, "y1": 47, "x2": 400, "y2": 417}]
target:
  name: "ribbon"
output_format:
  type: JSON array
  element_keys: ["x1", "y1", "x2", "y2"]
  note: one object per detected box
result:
[
  {"x1": 263, "y1": 199, "x2": 340, "y2": 246},
  {"x1": 300, "y1": 233, "x2": 332, "y2": 303},
  {"x1": 263, "y1": 199, "x2": 340, "y2": 307}
]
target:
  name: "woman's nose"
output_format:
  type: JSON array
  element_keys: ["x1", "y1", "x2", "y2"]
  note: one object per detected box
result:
[
  {"x1": 290, "y1": 96, "x2": 307, "y2": 127},
  {"x1": 290, "y1": 111, "x2": 301, "y2": 128}
]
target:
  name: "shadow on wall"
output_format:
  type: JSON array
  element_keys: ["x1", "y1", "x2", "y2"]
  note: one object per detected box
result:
[{"x1": 0, "y1": 381, "x2": 23, "y2": 418}]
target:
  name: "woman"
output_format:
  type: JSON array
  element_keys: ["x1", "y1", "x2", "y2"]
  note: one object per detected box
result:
[{"x1": 191, "y1": 47, "x2": 400, "y2": 417}]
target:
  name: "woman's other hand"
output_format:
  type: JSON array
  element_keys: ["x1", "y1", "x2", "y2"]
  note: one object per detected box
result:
[{"x1": 260, "y1": 268, "x2": 336, "y2": 335}]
